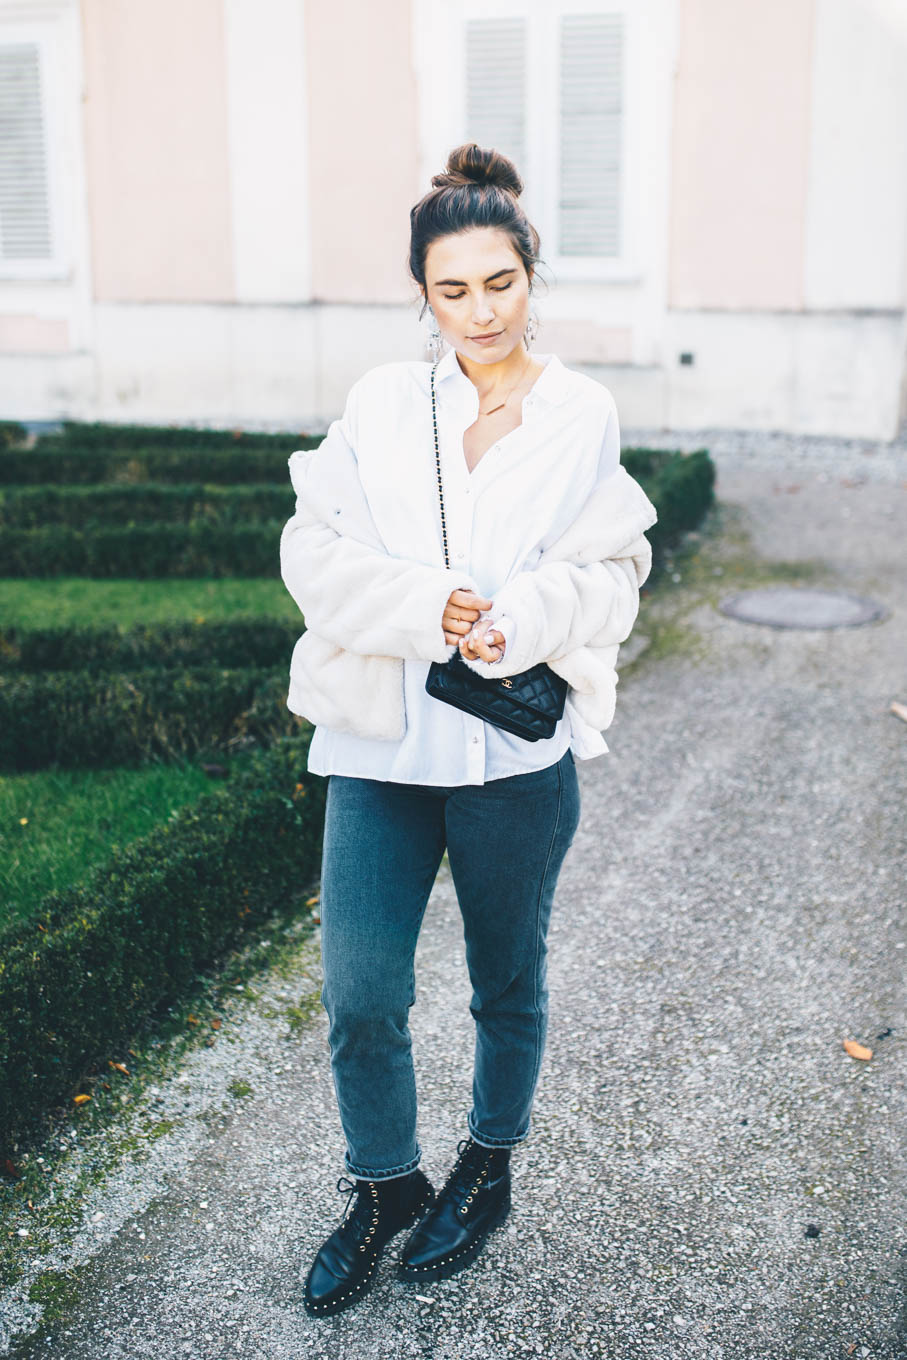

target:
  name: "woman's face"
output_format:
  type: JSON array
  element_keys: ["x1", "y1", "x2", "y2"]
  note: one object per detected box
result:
[{"x1": 423, "y1": 227, "x2": 532, "y2": 364}]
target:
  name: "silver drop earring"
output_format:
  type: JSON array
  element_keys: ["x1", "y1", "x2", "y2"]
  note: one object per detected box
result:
[
  {"x1": 424, "y1": 305, "x2": 443, "y2": 363},
  {"x1": 524, "y1": 309, "x2": 539, "y2": 346}
]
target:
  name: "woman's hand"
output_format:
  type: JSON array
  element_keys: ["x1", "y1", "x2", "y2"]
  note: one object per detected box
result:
[
  {"x1": 460, "y1": 619, "x2": 506, "y2": 664},
  {"x1": 442, "y1": 589, "x2": 492, "y2": 646},
  {"x1": 442, "y1": 589, "x2": 506, "y2": 662}
]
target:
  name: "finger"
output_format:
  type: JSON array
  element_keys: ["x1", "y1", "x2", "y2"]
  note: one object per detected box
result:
[
  {"x1": 450, "y1": 589, "x2": 494, "y2": 611},
  {"x1": 443, "y1": 615, "x2": 476, "y2": 636},
  {"x1": 444, "y1": 603, "x2": 481, "y2": 622},
  {"x1": 459, "y1": 632, "x2": 502, "y2": 663}
]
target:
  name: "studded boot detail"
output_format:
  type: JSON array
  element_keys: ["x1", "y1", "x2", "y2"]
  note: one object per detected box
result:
[
  {"x1": 303, "y1": 1167, "x2": 435, "y2": 1317},
  {"x1": 397, "y1": 1138, "x2": 512, "y2": 1282}
]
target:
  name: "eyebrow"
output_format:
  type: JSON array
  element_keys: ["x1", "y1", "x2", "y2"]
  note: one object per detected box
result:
[{"x1": 433, "y1": 267, "x2": 518, "y2": 287}]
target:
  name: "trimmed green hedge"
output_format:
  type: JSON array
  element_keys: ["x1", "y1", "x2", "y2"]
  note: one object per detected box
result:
[
  {"x1": 623, "y1": 447, "x2": 715, "y2": 563},
  {"x1": 34, "y1": 419, "x2": 313, "y2": 452},
  {"x1": 0, "y1": 449, "x2": 714, "y2": 579},
  {"x1": 0, "y1": 618, "x2": 299, "y2": 674},
  {"x1": 0, "y1": 484, "x2": 294, "y2": 530},
  {"x1": 0, "y1": 421, "x2": 27, "y2": 451},
  {"x1": 0, "y1": 729, "x2": 326, "y2": 1153},
  {"x1": 0, "y1": 521, "x2": 285, "y2": 577},
  {"x1": 0, "y1": 445, "x2": 317, "y2": 487},
  {"x1": 0, "y1": 666, "x2": 298, "y2": 773}
]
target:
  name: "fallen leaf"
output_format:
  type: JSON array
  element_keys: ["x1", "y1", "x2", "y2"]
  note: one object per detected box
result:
[
  {"x1": 890, "y1": 700, "x2": 907, "y2": 723},
  {"x1": 187, "y1": 1014, "x2": 199, "y2": 1025},
  {"x1": 211, "y1": 1018, "x2": 222, "y2": 1030},
  {"x1": 305, "y1": 894, "x2": 320, "y2": 906},
  {"x1": 108, "y1": 1061, "x2": 129, "y2": 1075},
  {"x1": 73, "y1": 1093, "x2": 91, "y2": 1105},
  {"x1": 843, "y1": 1038, "x2": 872, "y2": 1061},
  {"x1": 3, "y1": 1159, "x2": 19, "y2": 1179}
]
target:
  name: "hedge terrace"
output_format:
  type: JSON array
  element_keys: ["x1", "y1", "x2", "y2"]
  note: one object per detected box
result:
[{"x1": 0, "y1": 413, "x2": 715, "y2": 1154}]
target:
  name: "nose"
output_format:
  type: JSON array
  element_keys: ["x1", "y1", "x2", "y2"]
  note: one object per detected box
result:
[{"x1": 471, "y1": 295, "x2": 496, "y2": 325}]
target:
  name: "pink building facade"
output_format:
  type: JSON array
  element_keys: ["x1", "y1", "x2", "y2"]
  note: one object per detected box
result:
[{"x1": 1, "y1": 0, "x2": 906, "y2": 437}]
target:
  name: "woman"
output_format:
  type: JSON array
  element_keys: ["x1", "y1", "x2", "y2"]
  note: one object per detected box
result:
[{"x1": 279, "y1": 143, "x2": 658, "y2": 1318}]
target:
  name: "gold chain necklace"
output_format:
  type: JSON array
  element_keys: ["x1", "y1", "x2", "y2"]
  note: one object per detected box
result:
[{"x1": 477, "y1": 352, "x2": 533, "y2": 416}]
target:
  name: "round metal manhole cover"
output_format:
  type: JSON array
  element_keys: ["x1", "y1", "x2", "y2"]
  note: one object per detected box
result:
[{"x1": 718, "y1": 587, "x2": 887, "y2": 630}]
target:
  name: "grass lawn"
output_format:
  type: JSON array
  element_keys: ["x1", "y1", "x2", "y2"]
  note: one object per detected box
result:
[
  {"x1": 0, "y1": 748, "x2": 272, "y2": 932},
  {"x1": 0, "y1": 575, "x2": 305, "y2": 930},
  {"x1": 0, "y1": 576, "x2": 301, "y2": 630}
]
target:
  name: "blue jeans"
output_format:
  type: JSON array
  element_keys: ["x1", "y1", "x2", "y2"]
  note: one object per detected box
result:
[{"x1": 318, "y1": 747, "x2": 582, "y2": 1180}]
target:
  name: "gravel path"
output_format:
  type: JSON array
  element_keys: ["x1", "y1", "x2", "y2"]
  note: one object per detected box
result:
[{"x1": 3, "y1": 434, "x2": 906, "y2": 1359}]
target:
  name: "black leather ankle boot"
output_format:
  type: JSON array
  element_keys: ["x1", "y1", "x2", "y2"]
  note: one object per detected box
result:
[
  {"x1": 303, "y1": 1168, "x2": 435, "y2": 1317},
  {"x1": 397, "y1": 1138, "x2": 512, "y2": 1282}
]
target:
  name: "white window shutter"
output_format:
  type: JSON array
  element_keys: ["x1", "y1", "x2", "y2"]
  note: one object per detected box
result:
[
  {"x1": 0, "y1": 41, "x2": 52, "y2": 261},
  {"x1": 559, "y1": 13, "x2": 623, "y2": 257},
  {"x1": 464, "y1": 19, "x2": 527, "y2": 177}
]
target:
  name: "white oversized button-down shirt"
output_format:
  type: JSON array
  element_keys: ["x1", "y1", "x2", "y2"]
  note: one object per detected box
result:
[{"x1": 306, "y1": 344, "x2": 621, "y2": 786}]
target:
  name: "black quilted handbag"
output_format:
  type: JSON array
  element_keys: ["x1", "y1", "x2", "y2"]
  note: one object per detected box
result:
[{"x1": 424, "y1": 360, "x2": 568, "y2": 742}]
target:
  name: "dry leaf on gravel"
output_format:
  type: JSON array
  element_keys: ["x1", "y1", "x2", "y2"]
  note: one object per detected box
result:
[{"x1": 843, "y1": 1039, "x2": 873, "y2": 1061}]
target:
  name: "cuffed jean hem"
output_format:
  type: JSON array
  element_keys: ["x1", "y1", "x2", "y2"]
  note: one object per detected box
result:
[
  {"x1": 343, "y1": 1147, "x2": 423, "y2": 1182},
  {"x1": 467, "y1": 1113, "x2": 531, "y2": 1150}
]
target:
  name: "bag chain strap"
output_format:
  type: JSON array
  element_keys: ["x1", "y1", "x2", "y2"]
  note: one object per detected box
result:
[{"x1": 430, "y1": 362, "x2": 451, "y2": 571}]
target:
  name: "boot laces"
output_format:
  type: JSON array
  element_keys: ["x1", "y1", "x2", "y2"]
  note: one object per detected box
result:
[
  {"x1": 443, "y1": 1138, "x2": 495, "y2": 1209},
  {"x1": 334, "y1": 1175, "x2": 381, "y2": 1249}
]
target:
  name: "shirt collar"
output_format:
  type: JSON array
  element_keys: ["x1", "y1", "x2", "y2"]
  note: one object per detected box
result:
[{"x1": 433, "y1": 346, "x2": 573, "y2": 407}]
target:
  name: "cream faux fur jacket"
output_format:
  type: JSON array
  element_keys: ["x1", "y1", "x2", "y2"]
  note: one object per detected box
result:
[{"x1": 279, "y1": 432, "x2": 658, "y2": 749}]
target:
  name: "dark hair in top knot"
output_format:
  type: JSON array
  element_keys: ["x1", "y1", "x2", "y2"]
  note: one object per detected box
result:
[
  {"x1": 430, "y1": 143, "x2": 524, "y2": 196},
  {"x1": 409, "y1": 143, "x2": 543, "y2": 317}
]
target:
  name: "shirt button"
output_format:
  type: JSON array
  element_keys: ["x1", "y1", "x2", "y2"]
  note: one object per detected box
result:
[
  {"x1": 455, "y1": 552, "x2": 465, "y2": 560},
  {"x1": 472, "y1": 736, "x2": 479, "y2": 744}
]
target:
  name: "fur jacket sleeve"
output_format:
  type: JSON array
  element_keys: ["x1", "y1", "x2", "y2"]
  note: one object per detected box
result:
[{"x1": 279, "y1": 440, "x2": 658, "y2": 743}]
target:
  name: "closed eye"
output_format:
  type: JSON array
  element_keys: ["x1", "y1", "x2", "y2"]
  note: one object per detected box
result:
[{"x1": 442, "y1": 283, "x2": 513, "y2": 300}]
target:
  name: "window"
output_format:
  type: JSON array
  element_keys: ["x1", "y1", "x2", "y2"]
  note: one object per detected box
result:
[
  {"x1": 0, "y1": 13, "x2": 68, "y2": 279},
  {"x1": 558, "y1": 12, "x2": 623, "y2": 258},
  {"x1": 416, "y1": 0, "x2": 639, "y2": 282}
]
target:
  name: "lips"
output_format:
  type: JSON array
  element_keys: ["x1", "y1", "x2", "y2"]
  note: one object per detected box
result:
[{"x1": 470, "y1": 330, "x2": 502, "y2": 340}]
